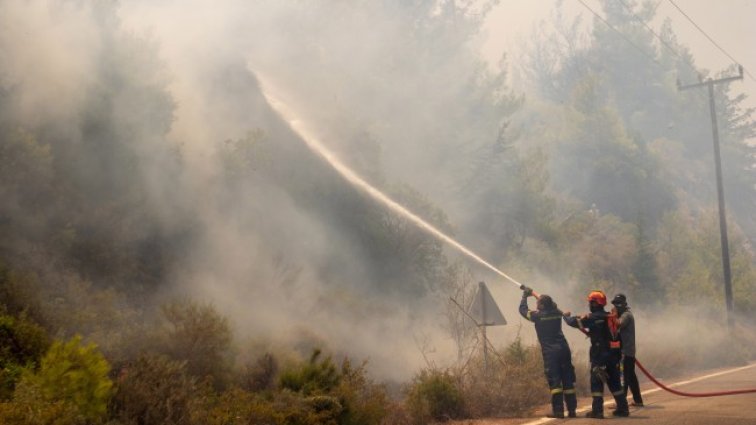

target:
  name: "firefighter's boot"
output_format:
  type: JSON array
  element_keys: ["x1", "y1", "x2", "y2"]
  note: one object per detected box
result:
[
  {"x1": 585, "y1": 410, "x2": 604, "y2": 419},
  {"x1": 612, "y1": 390, "x2": 630, "y2": 416},
  {"x1": 549, "y1": 390, "x2": 565, "y2": 418},
  {"x1": 565, "y1": 389, "x2": 577, "y2": 418},
  {"x1": 590, "y1": 395, "x2": 604, "y2": 418}
]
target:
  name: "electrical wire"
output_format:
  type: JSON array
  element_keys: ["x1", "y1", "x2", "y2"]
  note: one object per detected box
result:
[
  {"x1": 667, "y1": 0, "x2": 756, "y2": 82},
  {"x1": 574, "y1": 0, "x2": 662, "y2": 68},
  {"x1": 615, "y1": 0, "x2": 700, "y2": 76},
  {"x1": 615, "y1": 0, "x2": 683, "y2": 61},
  {"x1": 649, "y1": 0, "x2": 663, "y2": 18}
]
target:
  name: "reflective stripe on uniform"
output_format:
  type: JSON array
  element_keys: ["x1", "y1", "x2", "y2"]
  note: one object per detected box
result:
[
  {"x1": 526, "y1": 311, "x2": 532, "y2": 321},
  {"x1": 591, "y1": 392, "x2": 603, "y2": 397},
  {"x1": 564, "y1": 388, "x2": 576, "y2": 394},
  {"x1": 550, "y1": 387, "x2": 563, "y2": 394},
  {"x1": 612, "y1": 390, "x2": 625, "y2": 396}
]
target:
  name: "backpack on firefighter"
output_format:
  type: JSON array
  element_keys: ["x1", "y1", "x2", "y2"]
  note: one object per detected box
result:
[{"x1": 607, "y1": 308, "x2": 621, "y2": 350}]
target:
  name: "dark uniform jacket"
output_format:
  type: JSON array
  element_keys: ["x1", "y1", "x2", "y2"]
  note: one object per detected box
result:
[
  {"x1": 564, "y1": 309, "x2": 613, "y2": 361},
  {"x1": 519, "y1": 298, "x2": 570, "y2": 358}
]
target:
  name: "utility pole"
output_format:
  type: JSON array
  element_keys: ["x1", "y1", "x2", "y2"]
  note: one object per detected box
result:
[{"x1": 677, "y1": 65, "x2": 743, "y2": 330}]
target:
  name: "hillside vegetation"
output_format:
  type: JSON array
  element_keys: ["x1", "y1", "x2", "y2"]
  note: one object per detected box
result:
[{"x1": 0, "y1": 0, "x2": 755, "y2": 423}]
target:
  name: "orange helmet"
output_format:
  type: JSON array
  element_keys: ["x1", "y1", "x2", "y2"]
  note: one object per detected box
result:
[{"x1": 587, "y1": 290, "x2": 607, "y2": 306}]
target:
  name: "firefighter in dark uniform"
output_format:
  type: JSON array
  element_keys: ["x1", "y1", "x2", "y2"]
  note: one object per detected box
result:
[
  {"x1": 564, "y1": 290, "x2": 630, "y2": 418},
  {"x1": 519, "y1": 287, "x2": 577, "y2": 418}
]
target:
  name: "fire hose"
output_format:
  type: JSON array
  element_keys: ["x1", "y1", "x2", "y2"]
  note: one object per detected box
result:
[
  {"x1": 634, "y1": 358, "x2": 756, "y2": 397},
  {"x1": 524, "y1": 287, "x2": 756, "y2": 397}
]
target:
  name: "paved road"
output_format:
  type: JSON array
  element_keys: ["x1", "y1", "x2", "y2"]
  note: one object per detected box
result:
[{"x1": 526, "y1": 362, "x2": 756, "y2": 425}]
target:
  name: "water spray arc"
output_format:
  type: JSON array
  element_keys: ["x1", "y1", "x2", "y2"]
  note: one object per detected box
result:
[
  {"x1": 255, "y1": 74, "x2": 527, "y2": 291},
  {"x1": 254, "y1": 76, "x2": 756, "y2": 399}
]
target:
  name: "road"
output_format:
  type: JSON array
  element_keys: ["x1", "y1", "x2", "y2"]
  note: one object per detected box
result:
[
  {"x1": 459, "y1": 362, "x2": 756, "y2": 425},
  {"x1": 529, "y1": 362, "x2": 756, "y2": 425}
]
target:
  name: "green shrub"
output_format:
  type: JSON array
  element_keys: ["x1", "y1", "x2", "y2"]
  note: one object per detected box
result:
[
  {"x1": 0, "y1": 336, "x2": 113, "y2": 424},
  {"x1": 280, "y1": 349, "x2": 341, "y2": 396},
  {"x1": 405, "y1": 368, "x2": 465, "y2": 424}
]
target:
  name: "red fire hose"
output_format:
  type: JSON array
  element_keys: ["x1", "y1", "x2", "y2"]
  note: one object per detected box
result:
[
  {"x1": 634, "y1": 358, "x2": 756, "y2": 397},
  {"x1": 571, "y1": 327, "x2": 756, "y2": 397}
]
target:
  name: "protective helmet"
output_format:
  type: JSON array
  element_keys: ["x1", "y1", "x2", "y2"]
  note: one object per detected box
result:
[
  {"x1": 587, "y1": 290, "x2": 607, "y2": 306},
  {"x1": 611, "y1": 293, "x2": 627, "y2": 306}
]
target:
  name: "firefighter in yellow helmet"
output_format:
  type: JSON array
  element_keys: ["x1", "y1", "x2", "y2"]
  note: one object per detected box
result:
[{"x1": 563, "y1": 290, "x2": 629, "y2": 418}]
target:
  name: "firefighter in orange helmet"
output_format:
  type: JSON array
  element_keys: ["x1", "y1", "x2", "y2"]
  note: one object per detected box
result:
[{"x1": 563, "y1": 290, "x2": 629, "y2": 418}]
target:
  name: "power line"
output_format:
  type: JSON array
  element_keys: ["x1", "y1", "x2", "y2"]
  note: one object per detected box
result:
[
  {"x1": 614, "y1": 0, "x2": 700, "y2": 76},
  {"x1": 574, "y1": 0, "x2": 662, "y2": 67},
  {"x1": 649, "y1": 0, "x2": 663, "y2": 18},
  {"x1": 615, "y1": 0, "x2": 682, "y2": 60},
  {"x1": 667, "y1": 0, "x2": 756, "y2": 82}
]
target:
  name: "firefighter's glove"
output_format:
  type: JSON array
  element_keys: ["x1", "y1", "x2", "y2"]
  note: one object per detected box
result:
[{"x1": 521, "y1": 287, "x2": 533, "y2": 298}]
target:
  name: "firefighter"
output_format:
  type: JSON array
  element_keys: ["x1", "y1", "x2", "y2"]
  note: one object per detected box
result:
[
  {"x1": 612, "y1": 293, "x2": 644, "y2": 407},
  {"x1": 519, "y1": 287, "x2": 577, "y2": 418},
  {"x1": 563, "y1": 290, "x2": 630, "y2": 418}
]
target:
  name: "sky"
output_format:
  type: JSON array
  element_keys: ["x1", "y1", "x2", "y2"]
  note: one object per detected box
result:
[{"x1": 482, "y1": 0, "x2": 756, "y2": 113}]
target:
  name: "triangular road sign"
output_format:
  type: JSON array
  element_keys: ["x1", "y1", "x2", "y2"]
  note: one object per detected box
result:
[{"x1": 469, "y1": 281, "x2": 506, "y2": 326}]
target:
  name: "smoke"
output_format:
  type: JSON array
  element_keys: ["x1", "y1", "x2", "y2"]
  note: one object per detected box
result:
[
  {"x1": 111, "y1": 0, "x2": 511, "y2": 379},
  {"x1": 6, "y1": 0, "x2": 749, "y2": 385}
]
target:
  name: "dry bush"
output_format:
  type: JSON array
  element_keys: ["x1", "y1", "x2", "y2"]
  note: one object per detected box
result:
[
  {"x1": 240, "y1": 352, "x2": 279, "y2": 393},
  {"x1": 161, "y1": 300, "x2": 234, "y2": 390},
  {"x1": 333, "y1": 358, "x2": 389, "y2": 425},
  {"x1": 194, "y1": 349, "x2": 390, "y2": 425},
  {"x1": 192, "y1": 388, "x2": 346, "y2": 425},
  {"x1": 407, "y1": 338, "x2": 590, "y2": 422},
  {"x1": 379, "y1": 401, "x2": 412, "y2": 425},
  {"x1": 405, "y1": 368, "x2": 466, "y2": 424},
  {"x1": 459, "y1": 338, "x2": 547, "y2": 418},
  {"x1": 111, "y1": 353, "x2": 200, "y2": 425}
]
